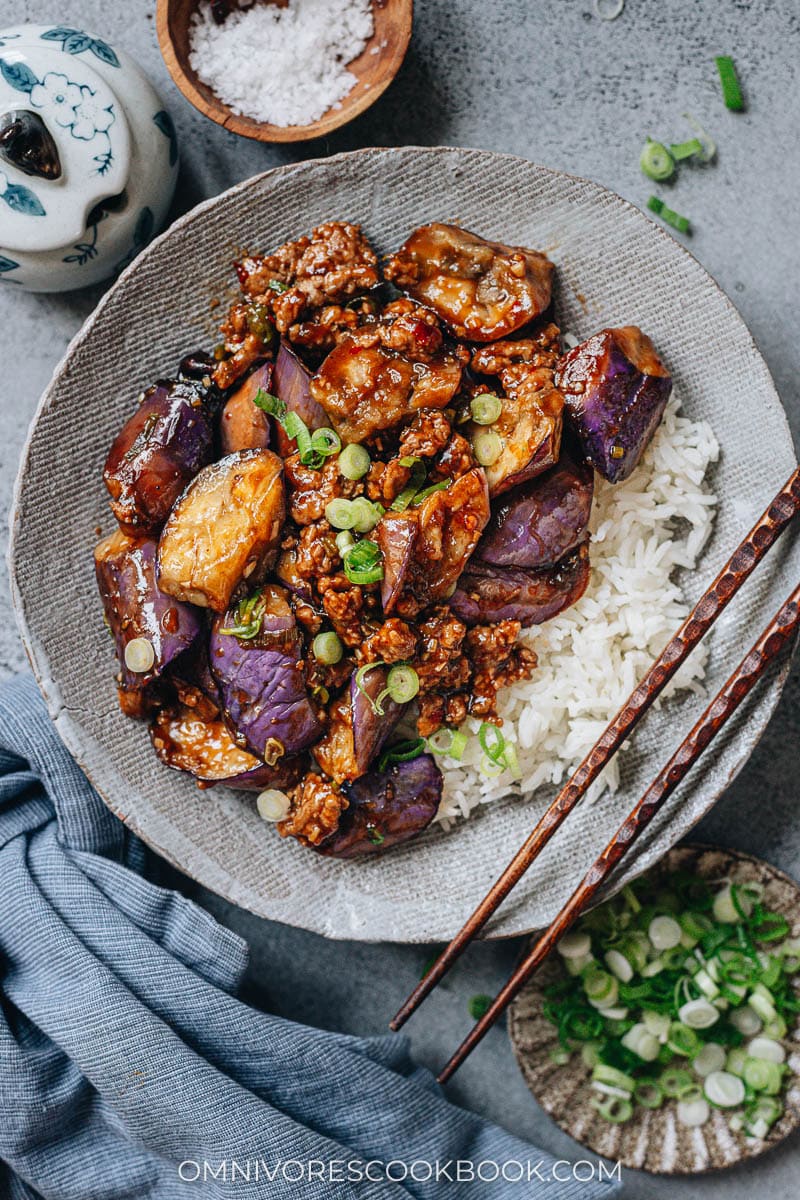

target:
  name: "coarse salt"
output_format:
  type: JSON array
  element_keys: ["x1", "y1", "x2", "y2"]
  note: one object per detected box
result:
[{"x1": 188, "y1": 0, "x2": 374, "y2": 128}]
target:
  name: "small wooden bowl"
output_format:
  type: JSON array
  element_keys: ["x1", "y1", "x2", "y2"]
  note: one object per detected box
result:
[{"x1": 156, "y1": 0, "x2": 413, "y2": 143}]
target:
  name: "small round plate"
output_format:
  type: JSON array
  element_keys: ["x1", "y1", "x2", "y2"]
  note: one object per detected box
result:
[{"x1": 508, "y1": 844, "x2": 800, "y2": 1175}]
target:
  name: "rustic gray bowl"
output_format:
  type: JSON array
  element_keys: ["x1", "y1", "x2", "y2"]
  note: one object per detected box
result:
[
  {"x1": 508, "y1": 845, "x2": 800, "y2": 1174},
  {"x1": 9, "y1": 147, "x2": 799, "y2": 942}
]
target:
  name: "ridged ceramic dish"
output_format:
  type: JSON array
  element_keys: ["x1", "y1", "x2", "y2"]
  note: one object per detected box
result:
[
  {"x1": 508, "y1": 845, "x2": 800, "y2": 1174},
  {"x1": 9, "y1": 148, "x2": 799, "y2": 942}
]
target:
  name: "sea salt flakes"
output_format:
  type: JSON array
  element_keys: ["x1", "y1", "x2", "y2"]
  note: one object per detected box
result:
[{"x1": 189, "y1": 0, "x2": 374, "y2": 127}]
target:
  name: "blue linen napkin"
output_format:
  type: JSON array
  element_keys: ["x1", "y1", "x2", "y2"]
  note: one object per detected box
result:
[{"x1": 0, "y1": 675, "x2": 619, "y2": 1199}]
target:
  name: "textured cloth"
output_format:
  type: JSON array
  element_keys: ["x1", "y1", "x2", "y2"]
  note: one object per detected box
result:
[{"x1": 0, "y1": 676, "x2": 618, "y2": 1199}]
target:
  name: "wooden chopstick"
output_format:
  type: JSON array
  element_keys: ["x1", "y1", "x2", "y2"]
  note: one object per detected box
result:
[
  {"x1": 437, "y1": 578, "x2": 800, "y2": 1082},
  {"x1": 391, "y1": 466, "x2": 800, "y2": 1034}
]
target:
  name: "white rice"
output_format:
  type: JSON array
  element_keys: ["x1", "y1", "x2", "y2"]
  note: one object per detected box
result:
[
  {"x1": 435, "y1": 395, "x2": 720, "y2": 827},
  {"x1": 188, "y1": 0, "x2": 374, "y2": 128}
]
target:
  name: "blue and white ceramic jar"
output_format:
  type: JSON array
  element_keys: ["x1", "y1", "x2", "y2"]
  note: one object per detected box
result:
[{"x1": 0, "y1": 24, "x2": 178, "y2": 291}]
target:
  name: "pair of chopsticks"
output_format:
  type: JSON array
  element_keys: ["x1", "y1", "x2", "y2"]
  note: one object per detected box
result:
[{"x1": 390, "y1": 466, "x2": 800, "y2": 1083}]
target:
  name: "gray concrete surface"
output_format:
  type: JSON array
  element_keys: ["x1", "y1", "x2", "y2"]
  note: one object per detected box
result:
[{"x1": 2, "y1": 0, "x2": 799, "y2": 1195}]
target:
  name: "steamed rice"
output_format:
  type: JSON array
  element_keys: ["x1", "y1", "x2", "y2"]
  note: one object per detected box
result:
[{"x1": 435, "y1": 395, "x2": 720, "y2": 827}]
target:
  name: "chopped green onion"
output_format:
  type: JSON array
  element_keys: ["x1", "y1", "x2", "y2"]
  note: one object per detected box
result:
[
  {"x1": 649, "y1": 915, "x2": 682, "y2": 950},
  {"x1": 679, "y1": 999, "x2": 720, "y2": 1030},
  {"x1": 677, "y1": 1096, "x2": 710, "y2": 1127},
  {"x1": 338, "y1": 442, "x2": 371, "y2": 480},
  {"x1": 668, "y1": 1022, "x2": 702, "y2": 1056},
  {"x1": 634, "y1": 1080, "x2": 664, "y2": 1109},
  {"x1": 704, "y1": 1070, "x2": 745, "y2": 1108},
  {"x1": 468, "y1": 994, "x2": 492, "y2": 1020},
  {"x1": 350, "y1": 496, "x2": 382, "y2": 533},
  {"x1": 311, "y1": 426, "x2": 342, "y2": 457},
  {"x1": 693, "y1": 1042, "x2": 726, "y2": 1077},
  {"x1": 647, "y1": 195, "x2": 692, "y2": 235},
  {"x1": 366, "y1": 822, "x2": 384, "y2": 845},
  {"x1": 621, "y1": 1023, "x2": 660, "y2": 1062},
  {"x1": 256, "y1": 788, "x2": 291, "y2": 822},
  {"x1": 661, "y1": 1067, "x2": 695, "y2": 1098},
  {"x1": 312, "y1": 631, "x2": 343, "y2": 665},
  {"x1": 715, "y1": 55, "x2": 745, "y2": 111},
  {"x1": 344, "y1": 563, "x2": 384, "y2": 586},
  {"x1": 470, "y1": 393, "x2": 503, "y2": 425},
  {"x1": 378, "y1": 738, "x2": 427, "y2": 772},
  {"x1": 391, "y1": 459, "x2": 427, "y2": 511},
  {"x1": 592, "y1": 1064, "x2": 636, "y2": 1094},
  {"x1": 219, "y1": 591, "x2": 267, "y2": 639},
  {"x1": 354, "y1": 661, "x2": 386, "y2": 714},
  {"x1": 670, "y1": 138, "x2": 704, "y2": 161},
  {"x1": 743, "y1": 1057, "x2": 783, "y2": 1095},
  {"x1": 336, "y1": 530, "x2": 355, "y2": 558},
  {"x1": 590, "y1": 1095, "x2": 633, "y2": 1124},
  {"x1": 386, "y1": 664, "x2": 420, "y2": 704},
  {"x1": 253, "y1": 389, "x2": 286, "y2": 419},
  {"x1": 557, "y1": 930, "x2": 592, "y2": 959},
  {"x1": 266, "y1": 279, "x2": 289, "y2": 294},
  {"x1": 411, "y1": 480, "x2": 451, "y2": 505},
  {"x1": 640, "y1": 138, "x2": 675, "y2": 182},
  {"x1": 473, "y1": 429, "x2": 503, "y2": 466},
  {"x1": 747, "y1": 1036, "x2": 786, "y2": 1065},
  {"x1": 124, "y1": 636, "x2": 155, "y2": 674},
  {"x1": 282, "y1": 411, "x2": 315, "y2": 463},
  {"x1": 427, "y1": 727, "x2": 468, "y2": 761},
  {"x1": 325, "y1": 498, "x2": 357, "y2": 529},
  {"x1": 683, "y1": 112, "x2": 717, "y2": 162}
]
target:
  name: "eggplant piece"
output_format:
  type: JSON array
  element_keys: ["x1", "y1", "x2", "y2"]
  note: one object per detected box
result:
[
  {"x1": 350, "y1": 666, "x2": 405, "y2": 774},
  {"x1": 384, "y1": 223, "x2": 554, "y2": 342},
  {"x1": 476, "y1": 454, "x2": 594, "y2": 569},
  {"x1": 177, "y1": 350, "x2": 217, "y2": 382},
  {"x1": 557, "y1": 326, "x2": 672, "y2": 483},
  {"x1": 472, "y1": 368, "x2": 564, "y2": 497},
  {"x1": 208, "y1": 585, "x2": 324, "y2": 761},
  {"x1": 157, "y1": 449, "x2": 285, "y2": 612},
  {"x1": 220, "y1": 361, "x2": 272, "y2": 455},
  {"x1": 94, "y1": 529, "x2": 201, "y2": 693},
  {"x1": 272, "y1": 341, "x2": 328, "y2": 456},
  {"x1": 377, "y1": 513, "x2": 417, "y2": 614},
  {"x1": 450, "y1": 541, "x2": 591, "y2": 627},
  {"x1": 316, "y1": 754, "x2": 442, "y2": 858},
  {"x1": 150, "y1": 701, "x2": 304, "y2": 791},
  {"x1": 103, "y1": 379, "x2": 214, "y2": 534},
  {"x1": 309, "y1": 336, "x2": 462, "y2": 445},
  {"x1": 376, "y1": 468, "x2": 490, "y2": 617}
]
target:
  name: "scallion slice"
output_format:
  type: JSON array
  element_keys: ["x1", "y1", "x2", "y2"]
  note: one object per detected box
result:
[
  {"x1": 640, "y1": 138, "x2": 675, "y2": 182},
  {"x1": 312, "y1": 631, "x2": 343, "y2": 665},
  {"x1": 647, "y1": 195, "x2": 692, "y2": 235},
  {"x1": 378, "y1": 738, "x2": 427, "y2": 772},
  {"x1": 470, "y1": 393, "x2": 503, "y2": 425},
  {"x1": 311, "y1": 426, "x2": 342, "y2": 457},
  {"x1": 670, "y1": 137, "x2": 704, "y2": 162},
  {"x1": 715, "y1": 55, "x2": 745, "y2": 111},
  {"x1": 325, "y1": 498, "x2": 357, "y2": 530},
  {"x1": 386, "y1": 664, "x2": 420, "y2": 704},
  {"x1": 338, "y1": 442, "x2": 371, "y2": 480}
]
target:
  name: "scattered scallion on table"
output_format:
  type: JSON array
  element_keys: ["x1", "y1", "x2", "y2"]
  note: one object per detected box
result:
[
  {"x1": 640, "y1": 139, "x2": 675, "y2": 182},
  {"x1": 541, "y1": 870, "x2": 800, "y2": 1135},
  {"x1": 647, "y1": 195, "x2": 692, "y2": 235},
  {"x1": 715, "y1": 55, "x2": 745, "y2": 112}
]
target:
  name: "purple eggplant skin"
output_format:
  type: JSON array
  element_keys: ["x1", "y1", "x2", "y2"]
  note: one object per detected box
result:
[
  {"x1": 557, "y1": 326, "x2": 672, "y2": 484},
  {"x1": 208, "y1": 585, "x2": 324, "y2": 761},
  {"x1": 316, "y1": 754, "x2": 442, "y2": 859},
  {"x1": 149, "y1": 700, "x2": 306, "y2": 791},
  {"x1": 350, "y1": 666, "x2": 405, "y2": 774},
  {"x1": 476, "y1": 453, "x2": 594, "y2": 570},
  {"x1": 103, "y1": 379, "x2": 214, "y2": 534},
  {"x1": 95, "y1": 529, "x2": 201, "y2": 693},
  {"x1": 272, "y1": 340, "x2": 328, "y2": 456},
  {"x1": 450, "y1": 541, "x2": 591, "y2": 627},
  {"x1": 219, "y1": 361, "x2": 272, "y2": 456}
]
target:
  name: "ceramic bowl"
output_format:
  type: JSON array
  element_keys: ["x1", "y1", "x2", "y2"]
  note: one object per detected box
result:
[
  {"x1": 9, "y1": 148, "x2": 799, "y2": 941},
  {"x1": 0, "y1": 24, "x2": 178, "y2": 291},
  {"x1": 508, "y1": 845, "x2": 800, "y2": 1175}
]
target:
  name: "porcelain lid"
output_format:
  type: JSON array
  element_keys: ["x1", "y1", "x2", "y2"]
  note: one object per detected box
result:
[{"x1": 0, "y1": 34, "x2": 130, "y2": 252}]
